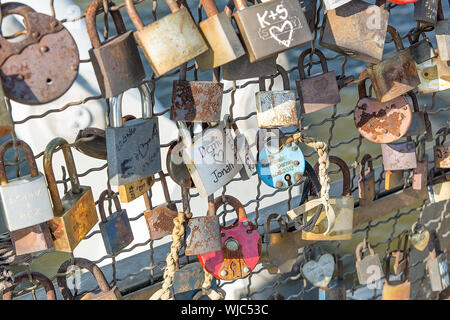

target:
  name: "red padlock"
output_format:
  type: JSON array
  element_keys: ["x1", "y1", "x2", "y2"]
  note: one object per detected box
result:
[
  {"x1": 387, "y1": 0, "x2": 418, "y2": 3},
  {"x1": 198, "y1": 195, "x2": 261, "y2": 281}
]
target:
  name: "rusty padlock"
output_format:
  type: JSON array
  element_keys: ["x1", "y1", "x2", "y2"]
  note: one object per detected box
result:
[
  {"x1": 319, "y1": 0, "x2": 390, "y2": 64},
  {"x1": 358, "y1": 154, "x2": 375, "y2": 207},
  {"x1": 381, "y1": 138, "x2": 418, "y2": 171},
  {"x1": 366, "y1": 25, "x2": 420, "y2": 103},
  {"x1": 171, "y1": 64, "x2": 223, "y2": 122},
  {"x1": 166, "y1": 138, "x2": 195, "y2": 189},
  {"x1": 74, "y1": 127, "x2": 107, "y2": 160},
  {"x1": 2, "y1": 271, "x2": 56, "y2": 300},
  {"x1": 198, "y1": 195, "x2": 261, "y2": 280},
  {"x1": 413, "y1": 136, "x2": 428, "y2": 190},
  {"x1": 57, "y1": 257, "x2": 122, "y2": 300},
  {"x1": 392, "y1": 231, "x2": 409, "y2": 276},
  {"x1": 232, "y1": 0, "x2": 313, "y2": 63},
  {"x1": 125, "y1": 0, "x2": 208, "y2": 77},
  {"x1": 172, "y1": 262, "x2": 219, "y2": 300},
  {"x1": 255, "y1": 65, "x2": 298, "y2": 128},
  {"x1": 0, "y1": 81, "x2": 12, "y2": 138},
  {"x1": 0, "y1": 2, "x2": 79, "y2": 105},
  {"x1": 143, "y1": 172, "x2": 178, "y2": 240},
  {"x1": 44, "y1": 138, "x2": 98, "y2": 252},
  {"x1": 434, "y1": 127, "x2": 450, "y2": 169},
  {"x1": 382, "y1": 250, "x2": 410, "y2": 300},
  {"x1": 354, "y1": 71, "x2": 413, "y2": 144},
  {"x1": 296, "y1": 48, "x2": 341, "y2": 114},
  {"x1": 414, "y1": 0, "x2": 439, "y2": 24},
  {"x1": 86, "y1": 0, "x2": 145, "y2": 98},
  {"x1": 355, "y1": 241, "x2": 383, "y2": 285}
]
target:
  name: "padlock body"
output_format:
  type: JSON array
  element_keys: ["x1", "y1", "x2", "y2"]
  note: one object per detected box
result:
[
  {"x1": 358, "y1": 171, "x2": 375, "y2": 207},
  {"x1": 266, "y1": 232, "x2": 298, "y2": 274},
  {"x1": 166, "y1": 140, "x2": 195, "y2": 189},
  {"x1": 434, "y1": 145, "x2": 450, "y2": 168},
  {"x1": 414, "y1": 0, "x2": 439, "y2": 24},
  {"x1": 413, "y1": 159, "x2": 428, "y2": 190},
  {"x1": 196, "y1": 12, "x2": 246, "y2": 71},
  {"x1": 233, "y1": 0, "x2": 313, "y2": 62},
  {"x1": 172, "y1": 262, "x2": 217, "y2": 300},
  {"x1": 89, "y1": 31, "x2": 145, "y2": 98},
  {"x1": 406, "y1": 111, "x2": 426, "y2": 136},
  {"x1": 171, "y1": 81, "x2": 223, "y2": 122},
  {"x1": 144, "y1": 202, "x2": 178, "y2": 240},
  {"x1": 133, "y1": 8, "x2": 208, "y2": 77},
  {"x1": 106, "y1": 118, "x2": 161, "y2": 186},
  {"x1": 385, "y1": 170, "x2": 404, "y2": 190},
  {"x1": 255, "y1": 90, "x2": 298, "y2": 127},
  {"x1": 323, "y1": 0, "x2": 352, "y2": 10},
  {"x1": 428, "y1": 181, "x2": 450, "y2": 203},
  {"x1": 0, "y1": 173, "x2": 53, "y2": 231},
  {"x1": 410, "y1": 40, "x2": 436, "y2": 65},
  {"x1": 222, "y1": 53, "x2": 278, "y2": 80},
  {"x1": 296, "y1": 71, "x2": 340, "y2": 114},
  {"x1": 436, "y1": 20, "x2": 450, "y2": 61},
  {"x1": 319, "y1": 0, "x2": 389, "y2": 64},
  {"x1": 48, "y1": 186, "x2": 98, "y2": 252},
  {"x1": 185, "y1": 215, "x2": 222, "y2": 255},
  {"x1": 356, "y1": 254, "x2": 383, "y2": 285},
  {"x1": 417, "y1": 58, "x2": 450, "y2": 93},
  {"x1": 426, "y1": 253, "x2": 449, "y2": 292},
  {"x1": 382, "y1": 280, "x2": 410, "y2": 300},
  {"x1": 99, "y1": 209, "x2": 133, "y2": 255},
  {"x1": 381, "y1": 141, "x2": 417, "y2": 171},
  {"x1": 10, "y1": 222, "x2": 53, "y2": 256},
  {"x1": 118, "y1": 176, "x2": 153, "y2": 203},
  {"x1": 81, "y1": 286, "x2": 122, "y2": 300}
]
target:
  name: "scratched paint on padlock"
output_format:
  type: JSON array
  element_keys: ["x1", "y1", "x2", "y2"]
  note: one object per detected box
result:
[{"x1": 255, "y1": 91, "x2": 298, "y2": 127}]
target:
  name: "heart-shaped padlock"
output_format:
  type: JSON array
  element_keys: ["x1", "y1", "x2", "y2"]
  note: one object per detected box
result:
[
  {"x1": 410, "y1": 222, "x2": 429, "y2": 251},
  {"x1": 198, "y1": 195, "x2": 261, "y2": 281},
  {"x1": 302, "y1": 253, "x2": 335, "y2": 288}
]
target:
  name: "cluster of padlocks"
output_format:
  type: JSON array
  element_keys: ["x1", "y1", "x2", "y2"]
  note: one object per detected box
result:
[{"x1": 0, "y1": 0, "x2": 448, "y2": 300}]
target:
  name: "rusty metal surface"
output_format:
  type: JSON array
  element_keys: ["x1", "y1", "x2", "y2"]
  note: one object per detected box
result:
[
  {"x1": 144, "y1": 203, "x2": 178, "y2": 240},
  {"x1": 74, "y1": 127, "x2": 107, "y2": 160},
  {"x1": 9, "y1": 222, "x2": 53, "y2": 256},
  {"x1": 172, "y1": 262, "x2": 205, "y2": 294},
  {"x1": 381, "y1": 141, "x2": 418, "y2": 171},
  {"x1": 185, "y1": 215, "x2": 222, "y2": 256},
  {"x1": 2, "y1": 271, "x2": 56, "y2": 300},
  {"x1": 0, "y1": 82, "x2": 13, "y2": 138}
]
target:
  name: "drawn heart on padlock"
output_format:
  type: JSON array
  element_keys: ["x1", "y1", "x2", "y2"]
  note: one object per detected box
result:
[
  {"x1": 269, "y1": 20, "x2": 294, "y2": 48},
  {"x1": 302, "y1": 253, "x2": 335, "y2": 288},
  {"x1": 410, "y1": 223, "x2": 430, "y2": 251}
]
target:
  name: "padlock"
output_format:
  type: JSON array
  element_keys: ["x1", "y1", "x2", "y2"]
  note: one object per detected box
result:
[
  {"x1": 0, "y1": 81, "x2": 12, "y2": 138},
  {"x1": 222, "y1": 54, "x2": 279, "y2": 81},
  {"x1": 261, "y1": 213, "x2": 298, "y2": 274},
  {"x1": 323, "y1": 0, "x2": 352, "y2": 10},
  {"x1": 2, "y1": 271, "x2": 56, "y2": 300},
  {"x1": 74, "y1": 127, "x2": 107, "y2": 160},
  {"x1": 57, "y1": 257, "x2": 122, "y2": 300},
  {"x1": 410, "y1": 221, "x2": 430, "y2": 251},
  {"x1": 185, "y1": 195, "x2": 222, "y2": 256},
  {"x1": 436, "y1": 16, "x2": 450, "y2": 61},
  {"x1": 0, "y1": 139, "x2": 54, "y2": 232},
  {"x1": 426, "y1": 229, "x2": 450, "y2": 292},
  {"x1": 427, "y1": 169, "x2": 450, "y2": 203},
  {"x1": 366, "y1": 25, "x2": 421, "y2": 103},
  {"x1": 434, "y1": 127, "x2": 450, "y2": 169},
  {"x1": 86, "y1": 0, "x2": 145, "y2": 98},
  {"x1": 232, "y1": 0, "x2": 313, "y2": 63},
  {"x1": 10, "y1": 222, "x2": 53, "y2": 256},
  {"x1": 384, "y1": 170, "x2": 404, "y2": 190},
  {"x1": 98, "y1": 189, "x2": 133, "y2": 255},
  {"x1": 166, "y1": 138, "x2": 195, "y2": 189},
  {"x1": 0, "y1": 2, "x2": 79, "y2": 105},
  {"x1": 302, "y1": 252, "x2": 335, "y2": 289},
  {"x1": 296, "y1": 49, "x2": 341, "y2": 114},
  {"x1": 319, "y1": 254, "x2": 346, "y2": 300},
  {"x1": 172, "y1": 262, "x2": 218, "y2": 300},
  {"x1": 125, "y1": 0, "x2": 208, "y2": 77},
  {"x1": 355, "y1": 241, "x2": 383, "y2": 285},
  {"x1": 358, "y1": 154, "x2": 375, "y2": 207},
  {"x1": 413, "y1": 137, "x2": 428, "y2": 190},
  {"x1": 195, "y1": 0, "x2": 245, "y2": 71},
  {"x1": 178, "y1": 121, "x2": 241, "y2": 198},
  {"x1": 319, "y1": 0, "x2": 390, "y2": 64},
  {"x1": 381, "y1": 139, "x2": 417, "y2": 171},
  {"x1": 414, "y1": 0, "x2": 439, "y2": 24},
  {"x1": 106, "y1": 83, "x2": 161, "y2": 186},
  {"x1": 144, "y1": 172, "x2": 178, "y2": 240},
  {"x1": 171, "y1": 64, "x2": 223, "y2": 122},
  {"x1": 198, "y1": 195, "x2": 261, "y2": 280},
  {"x1": 44, "y1": 138, "x2": 98, "y2": 252},
  {"x1": 382, "y1": 251, "x2": 410, "y2": 300},
  {"x1": 256, "y1": 65, "x2": 298, "y2": 127},
  {"x1": 409, "y1": 32, "x2": 437, "y2": 66},
  {"x1": 392, "y1": 231, "x2": 409, "y2": 276},
  {"x1": 405, "y1": 92, "x2": 432, "y2": 137},
  {"x1": 354, "y1": 71, "x2": 413, "y2": 144}
]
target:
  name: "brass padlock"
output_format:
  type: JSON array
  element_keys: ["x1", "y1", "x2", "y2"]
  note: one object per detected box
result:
[
  {"x1": 381, "y1": 139, "x2": 417, "y2": 171},
  {"x1": 414, "y1": 0, "x2": 439, "y2": 25},
  {"x1": 413, "y1": 137, "x2": 428, "y2": 190},
  {"x1": 256, "y1": 65, "x2": 298, "y2": 128},
  {"x1": 319, "y1": 0, "x2": 390, "y2": 64},
  {"x1": 434, "y1": 127, "x2": 450, "y2": 169},
  {"x1": 0, "y1": 81, "x2": 12, "y2": 138},
  {"x1": 385, "y1": 170, "x2": 404, "y2": 190},
  {"x1": 355, "y1": 241, "x2": 383, "y2": 285},
  {"x1": 44, "y1": 138, "x2": 98, "y2": 252},
  {"x1": 382, "y1": 251, "x2": 410, "y2": 300},
  {"x1": 358, "y1": 154, "x2": 375, "y2": 207},
  {"x1": 2, "y1": 271, "x2": 56, "y2": 300},
  {"x1": 86, "y1": 0, "x2": 145, "y2": 98},
  {"x1": 125, "y1": 0, "x2": 208, "y2": 77},
  {"x1": 392, "y1": 232, "x2": 409, "y2": 276},
  {"x1": 366, "y1": 26, "x2": 420, "y2": 103}
]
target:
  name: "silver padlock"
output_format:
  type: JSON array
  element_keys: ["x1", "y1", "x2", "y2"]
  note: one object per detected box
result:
[
  {"x1": 426, "y1": 230, "x2": 450, "y2": 292},
  {"x1": 381, "y1": 139, "x2": 417, "y2": 171},
  {"x1": 355, "y1": 241, "x2": 383, "y2": 285}
]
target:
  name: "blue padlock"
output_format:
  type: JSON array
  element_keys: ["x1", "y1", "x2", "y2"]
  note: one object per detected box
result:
[
  {"x1": 98, "y1": 189, "x2": 134, "y2": 255},
  {"x1": 257, "y1": 138, "x2": 305, "y2": 189}
]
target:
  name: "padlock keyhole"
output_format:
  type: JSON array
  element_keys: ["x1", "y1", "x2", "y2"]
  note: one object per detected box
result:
[{"x1": 46, "y1": 78, "x2": 53, "y2": 85}]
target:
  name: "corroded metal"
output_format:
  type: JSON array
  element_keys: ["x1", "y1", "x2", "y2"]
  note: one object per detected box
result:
[
  {"x1": 385, "y1": 170, "x2": 404, "y2": 190},
  {"x1": 0, "y1": 82, "x2": 13, "y2": 138},
  {"x1": 118, "y1": 176, "x2": 153, "y2": 203},
  {"x1": 381, "y1": 141, "x2": 417, "y2": 171},
  {"x1": 358, "y1": 154, "x2": 375, "y2": 207},
  {"x1": 172, "y1": 262, "x2": 205, "y2": 296},
  {"x1": 74, "y1": 127, "x2": 107, "y2": 160},
  {"x1": 0, "y1": 2, "x2": 79, "y2": 105},
  {"x1": 2, "y1": 271, "x2": 56, "y2": 300},
  {"x1": 10, "y1": 222, "x2": 53, "y2": 256}
]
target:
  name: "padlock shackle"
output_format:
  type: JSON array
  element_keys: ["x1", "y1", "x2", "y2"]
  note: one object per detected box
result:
[
  {"x1": 125, "y1": 0, "x2": 145, "y2": 31},
  {"x1": 98, "y1": 189, "x2": 122, "y2": 223},
  {"x1": 110, "y1": 83, "x2": 152, "y2": 127},
  {"x1": 406, "y1": 91, "x2": 419, "y2": 113},
  {"x1": 0, "y1": 139, "x2": 39, "y2": 185},
  {"x1": 158, "y1": 171, "x2": 172, "y2": 204},
  {"x1": 357, "y1": 70, "x2": 370, "y2": 99},
  {"x1": 0, "y1": 2, "x2": 35, "y2": 45},
  {"x1": 213, "y1": 195, "x2": 246, "y2": 221},
  {"x1": 233, "y1": 0, "x2": 248, "y2": 11},
  {"x1": 385, "y1": 251, "x2": 409, "y2": 284},
  {"x1": 166, "y1": 0, "x2": 182, "y2": 12},
  {"x1": 57, "y1": 257, "x2": 112, "y2": 300},
  {"x1": 201, "y1": 0, "x2": 219, "y2": 17},
  {"x1": 297, "y1": 48, "x2": 329, "y2": 80},
  {"x1": 86, "y1": 0, "x2": 128, "y2": 49},
  {"x1": 355, "y1": 241, "x2": 375, "y2": 262},
  {"x1": 259, "y1": 65, "x2": 290, "y2": 91},
  {"x1": 359, "y1": 154, "x2": 373, "y2": 181},
  {"x1": 177, "y1": 121, "x2": 193, "y2": 147},
  {"x1": 435, "y1": 127, "x2": 448, "y2": 146},
  {"x1": 313, "y1": 156, "x2": 351, "y2": 196},
  {"x1": 386, "y1": 25, "x2": 405, "y2": 52},
  {"x1": 264, "y1": 213, "x2": 287, "y2": 235},
  {"x1": 43, "y1": 137, "x2": 82, "y2": 215},
  {"x1": 2, "y1": 271, "x2": 57, "y2": 300}
]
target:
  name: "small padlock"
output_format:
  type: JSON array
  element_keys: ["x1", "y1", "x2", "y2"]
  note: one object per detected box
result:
[
  {"x1": 319, "y1": 0, "x2": 390, "y2": 64},
  {"x1": 436, "y1": 14, "x2": 450, "y2": 61},
  {"x1": 171, "y1": 64, "x2": 223, "y2": 122},
  {"x1": 256, "y1": 65, "x2": 298, "y2": 128},
  {"x1": 414, "y1": 0, "x2": 439, "y2": 24},
  {"x1": 198, "y1": 195, "x2": 261, "y2": 280},
  {"x1": 232, "y1": 0, "x2": 313, "y2": 63},
  {"x1": 405, "y1": 91, "x2": 431, "y2": 137},
  {"x1": 427, "y1": 168, "x2": 450, "y2": 203},
  {"x1": 354, "y1": 71, "x2": 413, "y2": 144},
  {"x1": 125, "y1": 0, "x2": 208, "y2": 77},
  {"x1": 0, "y1": 81, "x2": 12, "y2": 138},
  {"x1": 2, "y1": 271, "x2": 56, "y2": 300},
  {"x1": 358, "y1": 154, "x2": 375, "y2": 207},
  {"x1": 413, "y1": 137, "x2": 428, "y2": 191},
  {"x1": 172, "y1": 262, "x2": 218, "y2": 300},
  {"x1": 302, "y1": 251, "x2": 335, "y2": 289},
  {"x1": 392, "y1": 231, "x2": 409, "y2": 276},
  {"x1": 382, "y1": 251, "x2": 410, "y2": 300},
  {"x1": 166, "y1": 138, "x2": 195, "y2": 189},
  {"x1": 319, "y1": 254, "x2": 346, "y2": 300},
  {"x1": 381, "y1": 139, "x2": 417, "y2": 171},
  {"x1": 366, "y1": 26, "x2": 420, "y2": 103},
  {"x1": 410, "y1": 221, "x2": 430, "y2": 251},
  {"x1": 9, "y1": 222, "x2": 53, "y2": 257},
  {"x1": 143, "y1": 172, "x2": 178, "y2": 240},
  {"x1": 426, "y1": 229, "x2": 450, "y2": 292},
  {"x1": 98, "y1": 189, "x2": 133, "y2": 256},
  {"x1": 106, "y1": 83, "x2": 161, "y2": 187},
  {"x1": 296, "y1": 48, "x2": 341, "y2": 114},
  {"x1": 0, "y1": 2, "x2": 79, "y2": 105},
  {"x1": 355, "y1": 241, "x2": 383, "y2": 285},
  {"x1": 86, "y1": 0, "x2": 145, "y2": 98},
  {"x1": 57, "y1": 258, "x2": 122, "y2": 300},
  {"x1": 434, "y1": 127, "x2": 450, "y2": 169},
  {"x1": 384, "y1": 170, "x2": 404, "y2": 191},
  {"x1": 74, "y1": 127, "x2": 107, "y2": 160},
  {"x1": 44, "y1": 138, "x2": 98, "y2": 252},
  {"x1": 323, "y1": 0, "x2": 352, "y2": 10}
]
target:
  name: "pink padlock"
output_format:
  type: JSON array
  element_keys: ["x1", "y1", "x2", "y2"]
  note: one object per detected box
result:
[{"x1": 198, "y1": 195, "x2": 261, "y2": 281}]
